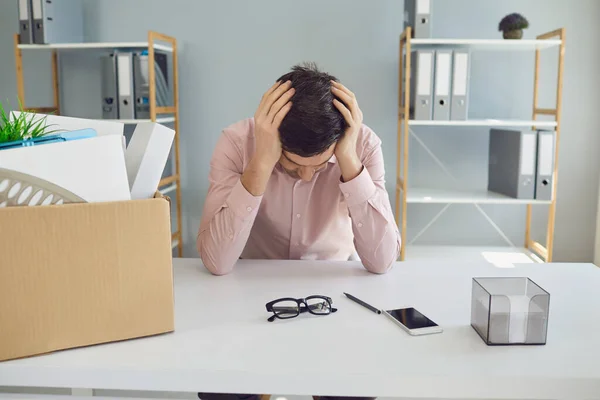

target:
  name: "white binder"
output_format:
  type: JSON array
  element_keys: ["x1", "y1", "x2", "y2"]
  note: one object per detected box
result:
[
  {"x1": 117, "y1": 52, "x2": 135, "y2": 120},
  {"x1": 488, "y1": 129, "x2": 537, "y2": 199},
  {"x1": 535, "y1": 130, "x2": 555, "y2": 201},
  {"x1": 125, "y1": 122, "x2": 175, "y2": 200},
  {"x1": 408, "y1": 50, "x2": 434, "y2": 120},
  {"x1": 433, "y1": 50, "x2": 452, "y2": 120},
  {"x1": 31, "y1": 0, "x2": 83, "y2": 44},
  {"x1": 18, "y1": 0, "x2": 33, "y2": 44},
  {"x1": 450, "y1": 50, "x2": 470, "y2": 120},
  {"x1": 404, "y1": 0, "x2": 432, "y2": 38}
]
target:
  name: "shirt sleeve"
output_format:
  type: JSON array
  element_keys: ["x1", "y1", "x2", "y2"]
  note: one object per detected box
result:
[
  {"x1": 338, "y1": 136, "x2": 401, "y2": 274},
  {"x1": 197, "y1": 130, "x2": 262, "y2": 275}
]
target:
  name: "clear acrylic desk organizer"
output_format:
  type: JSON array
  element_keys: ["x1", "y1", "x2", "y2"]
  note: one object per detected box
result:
[{"x1": 471, "y1": 277, "x2": 550, "y2": 345}]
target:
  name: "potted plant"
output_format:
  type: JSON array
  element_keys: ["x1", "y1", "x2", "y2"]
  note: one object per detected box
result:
[
  {"x1": 498, "y1": 13, "x2": 529, "y2": 39},
  {"x1": 0, "y1": 102, "x2": 55, "y2": 146}
]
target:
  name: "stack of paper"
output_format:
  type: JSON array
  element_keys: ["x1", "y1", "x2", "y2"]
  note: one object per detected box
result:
[{"x1": 0, "y1": 135, "x2": 131, "y2": 204}]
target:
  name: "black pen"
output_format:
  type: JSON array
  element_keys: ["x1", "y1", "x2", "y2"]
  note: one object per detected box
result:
[{"x1": 343, "y1": 292, "x2": 381, "y2": 314}]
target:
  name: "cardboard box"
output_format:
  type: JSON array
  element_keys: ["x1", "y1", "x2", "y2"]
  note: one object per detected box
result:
[{"x1": 0, "y1": 193, "x2": 174, "y2": 361}]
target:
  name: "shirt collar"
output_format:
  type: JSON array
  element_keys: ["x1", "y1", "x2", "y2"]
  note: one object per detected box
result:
[{"x1": 328, "y1": 154, "x2": 337, "y2": 164}]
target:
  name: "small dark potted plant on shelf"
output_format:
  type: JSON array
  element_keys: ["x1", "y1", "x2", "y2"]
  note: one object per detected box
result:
[{"x1": 498, "y1": 13, "x2": 529, "y2": 39}]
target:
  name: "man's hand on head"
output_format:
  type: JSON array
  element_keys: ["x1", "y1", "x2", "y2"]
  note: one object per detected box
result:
[
  {"x1": 241, "y1": 81, "x2": 294, "y2": 196},
  {"x1": 253, "y1": 80, "x2": 295, "y2": 169},
  {"x1": 332, "y1": 81, "x2": 364, "y2": 182}
]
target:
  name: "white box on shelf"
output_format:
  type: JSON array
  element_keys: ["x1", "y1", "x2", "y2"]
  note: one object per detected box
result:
[
  {"x1": 0, "y1": 135, "x2": 131, "y2": 204},
  {"x1": 125, "y1": 122, "x2": 175, "y2": 200}
]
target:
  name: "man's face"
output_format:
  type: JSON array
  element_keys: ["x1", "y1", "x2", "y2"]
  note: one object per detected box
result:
[{"x1": 279, "y1": 143, "x2": 336, "y2": 181}]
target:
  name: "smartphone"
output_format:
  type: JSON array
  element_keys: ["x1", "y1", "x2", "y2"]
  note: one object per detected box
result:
[{"x1": 383, "y1": 307, "x2": 443, "y2": 336}]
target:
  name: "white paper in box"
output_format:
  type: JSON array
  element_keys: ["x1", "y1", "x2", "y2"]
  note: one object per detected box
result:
[
  {"x1": 0, "y1": 135, "x2": 131, "y2": 203},
  {"x1": 10, "y1": 112, "x2": 127, "y2": 150},
  {"x1": 126, "y1": 122, "x2": 175, "y2": 200}
]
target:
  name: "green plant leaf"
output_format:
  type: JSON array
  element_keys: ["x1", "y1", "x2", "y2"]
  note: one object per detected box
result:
[{"x1": 0, "y1": 100, "x2": 59, "y2": 144}]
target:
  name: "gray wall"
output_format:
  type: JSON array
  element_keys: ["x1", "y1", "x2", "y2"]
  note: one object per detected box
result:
[{"x1": 1, "y1": 0, "x2": 599, "y2": 262}]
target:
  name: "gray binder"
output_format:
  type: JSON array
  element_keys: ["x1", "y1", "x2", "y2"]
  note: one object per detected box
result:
[
  {"x1": 450, "y1": 50, "x2": 470, "y2": 120},
  {"x1": 31, "y1": 0, "x2": 83, "y2": 44},
  {"x1": 404, "y1": 0, "x2": 431, "y2": 38},
  {"x1": 18, "y1": 0, "x2": 33, "y2": 44},
  {"x1": 406, "y1": 50, "x2": 434, "y2": 120},
  {"x1": 133, "y1": 51, "x2": 171, "y2": 120},
  {"x1": 101, "y1": 53, "x2": 119, "y2": 120},
  {"x1": 117, "y1": 52, "x2": 135, "y2": 120},
  {"x1": 535, "y1": 130, "x2": 555, "y2": 201},
  {"x1": 133, "y1": 53, "x2": 150, "y2": 120},
  {"x1": 488, "y1": 129, "x2": 537, "y2": 199},
  {"x1": 433, "y1": 50, "x2": 452, "y2": 120}
]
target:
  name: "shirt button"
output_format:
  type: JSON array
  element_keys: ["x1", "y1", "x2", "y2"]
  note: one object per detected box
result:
[
  {"x1": 344, "y1": 193, "x2": 350, "y2": 198},
  {"x1": 358, "y1": 222, "x2": 363, "y2": 228},
  {"x1": 296, "y1": 213, "x2": 301, "y2": 219},
  {"x1": 228, "y1": 233, "x2": 234, "y2": 239},
  {"x1": 246, "y1": 206, "x2": 252, "y2": 212}
]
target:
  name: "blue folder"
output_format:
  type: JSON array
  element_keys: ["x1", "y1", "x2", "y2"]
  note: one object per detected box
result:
[{"x1": 0, "y1": 128, "x2": 97, "y2": 151}]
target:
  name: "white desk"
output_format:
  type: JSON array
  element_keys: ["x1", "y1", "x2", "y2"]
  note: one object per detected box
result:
[{"x1": 1, "y1": 259, "x2": 600, "y2": 399}]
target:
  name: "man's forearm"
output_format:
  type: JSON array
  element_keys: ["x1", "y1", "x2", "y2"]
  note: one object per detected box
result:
[
  {"x1": 337, "y1": 152, "x2": 363, "y2": 183},
  {"x1": 240, "y1": 157, "x2": 276, "y2": 196}
]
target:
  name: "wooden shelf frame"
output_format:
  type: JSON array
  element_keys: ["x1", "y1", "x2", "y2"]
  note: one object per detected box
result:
[
  {"x1": 395, "y1": 27, "x2": 565, "y2": 262},
  {"x1": 13, "y1": 30, "x2": 183, "y2": 257}
]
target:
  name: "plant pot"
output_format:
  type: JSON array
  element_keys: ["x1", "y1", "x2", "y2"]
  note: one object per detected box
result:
[{"x1": 503, "y1": 29, "x2": 523, "y2": 39}]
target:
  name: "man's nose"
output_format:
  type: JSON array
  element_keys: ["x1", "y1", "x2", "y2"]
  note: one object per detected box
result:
[{"x1": 299, "y1": 168, "x2": 315, "y2": 181}]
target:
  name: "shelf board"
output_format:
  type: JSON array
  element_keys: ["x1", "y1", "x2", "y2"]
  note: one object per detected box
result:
[
  {"x1": 407, "y1": 38, "x2": 561, "y2": 51},
  {"x1": 101, "y1": 117, "x2": 175, "y2": 124},
  {"x1": 405, "y1": 187, "x2": 551, "y2": 205},
  {"x1": 408, "y1": 119, "x2": 557, "y2": 127},
  {"x1": 405, "y1": 245, "x2": 543, "y2": 266},
  {"x1": 17, "y1": 42, "x2": 173, "y2": 52},
  {"x1": 159, "y1": 183, "x2": 177, "y2": 196}
]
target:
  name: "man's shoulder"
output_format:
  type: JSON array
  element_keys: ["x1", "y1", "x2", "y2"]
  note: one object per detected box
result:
[
  {"x1": 357, "y1": 123, "x2": 383, "y2": 152},
  {"x1": 221, "y1": 118, "x2": 255, "y2": 149}
]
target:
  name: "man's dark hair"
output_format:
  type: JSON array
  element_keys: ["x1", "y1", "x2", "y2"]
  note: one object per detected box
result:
[{"x1": 277, "y1": 62, "x2": 347, "y2": 157}]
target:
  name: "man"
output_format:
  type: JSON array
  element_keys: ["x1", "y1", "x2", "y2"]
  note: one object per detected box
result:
[
  {"x1": 197, "y1": 65, "x2": 399, "y2": 399},
  {"x1": 197, "y1": 63, "x2": 401, "y2": 276}
]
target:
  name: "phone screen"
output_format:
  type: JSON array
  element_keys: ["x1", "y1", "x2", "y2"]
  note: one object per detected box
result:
[{"x1": 386, "y1": 307, "x2": 438, "y2": 329}]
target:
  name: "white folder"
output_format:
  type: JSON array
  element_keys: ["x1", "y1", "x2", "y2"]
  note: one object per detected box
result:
[
  {"x1": 433, "y1": 50, "x2": 452, "y2": 120},
  {"x1": 18, "y1": 0, "x2": 33, "y2": 44},
  {"x1": 10, "y1": 112, "x2": 126, "y2": 151},
  {"x1": 450, "y1": 50, "x2": 470, "y2": 120},
  {"x1": 125, "y1": 122, "x2": 175, "y2": 200},
  {"x1": 535, "y1": 130, "x2": 555, "y2": 201},
  {"x1": 117, "y1": 52, "x2": 135, "y2": 120},
  {"x1": 0, "y1": 135, "x2": 131, "y2": 204},
  {"x1": 10, "y1": 112, "x2": 124, "y2": 137}
]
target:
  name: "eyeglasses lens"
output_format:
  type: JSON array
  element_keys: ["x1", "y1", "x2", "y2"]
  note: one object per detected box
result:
[
  {"x1": 272, "y1": 300, "x2": 300, "y2": 318},
  {"x1": 306, "y1": 297, "x2": 331, "y2": 315}
]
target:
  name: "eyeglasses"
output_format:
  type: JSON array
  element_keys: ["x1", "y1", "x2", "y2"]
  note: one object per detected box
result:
[{"x1": 265, "y1": 295, "x2": 338, "y2": 322}]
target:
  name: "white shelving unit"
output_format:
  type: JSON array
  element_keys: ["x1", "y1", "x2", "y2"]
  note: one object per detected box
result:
[
  {"x1": 396, "y1": 28, "x2": 566, "y2": 263},
  {"x1": 102, "y1": 117, "x2": 176, "y2": 124},
  {"x1": 410, "y1": 38, "x2": 562, "y2": 50},
  {"x1": 408, "y1": 119, "x2": 558, "y2": 127},
  {"x1": 17, "y1": 42, "x2": 173, "y2": 52},
  {"x1": 407, "y1": 187, "x2": 552, "y2": 205}
]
